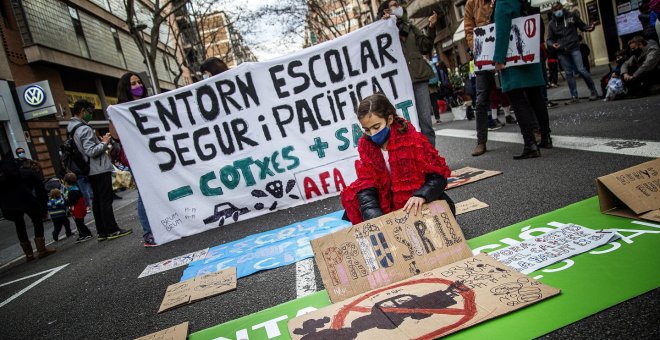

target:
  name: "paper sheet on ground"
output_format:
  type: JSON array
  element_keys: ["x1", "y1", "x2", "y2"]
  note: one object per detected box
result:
[
  {"x1": 447, "y1": 167, "x2": 502, "y2": 189},
  {"x1": 138, "y1": 249, "x2": 209, "y2": 278},
  {"x1": 487, "y1": 224, "x2": 620, "y2": 274},
  {"x1": 159, "y1": 267, "x2": 236, "y2": 313},
  {"x1": 135, "y1": 321, "x2": 189, "y2": 340},
  {"x1": 456, "y1": 198, "x2": 489, "y2": 215},
  {"x1": 288, "y1": 254, "x2": 560, "y2": 339}
]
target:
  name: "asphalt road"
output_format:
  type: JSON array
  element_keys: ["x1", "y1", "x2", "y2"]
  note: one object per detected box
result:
[{"x1": 0, "y1": 94, "x2": 659, "y2": 339}]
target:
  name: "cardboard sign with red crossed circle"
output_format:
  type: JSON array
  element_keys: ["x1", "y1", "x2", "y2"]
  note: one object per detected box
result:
[{"x1": 289, "y1": 254, "x2": 560, "y2": 340}]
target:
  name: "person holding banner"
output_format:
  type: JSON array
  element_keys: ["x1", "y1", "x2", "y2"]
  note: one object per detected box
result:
[
  {"x1": 113, "y1": 72, "x2": 156, "y2": 247},
  {"x1": 379, "y1": 1, "x2": 438, "y2": 147},
  {"x1": 340, "y1": 93, "x2": 454, "y2": 225},
  {"x1": 200, "y1": 57, "x2": 229, "y2": 79},
  {"x1": 493, "y1": 0, "x2": 552, "y2": 159}
]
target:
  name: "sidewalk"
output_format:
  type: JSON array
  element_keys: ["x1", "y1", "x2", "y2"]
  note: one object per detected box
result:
[
  {"x1": 547, "y1": 64, "x2": 611, "y2": 102},
  {"x1": 0, "y1": 189, "x2": 139, "y2": 268}
]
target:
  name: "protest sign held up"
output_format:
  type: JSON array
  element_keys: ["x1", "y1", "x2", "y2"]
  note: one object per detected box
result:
[{"x1": 108, "y1": 19, "x2": 418, "y2": 244}]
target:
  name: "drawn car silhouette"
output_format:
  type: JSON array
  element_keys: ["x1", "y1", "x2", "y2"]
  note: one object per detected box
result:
[{"x1": 203, "y1": 203, "x2": 249, "y2": 226}]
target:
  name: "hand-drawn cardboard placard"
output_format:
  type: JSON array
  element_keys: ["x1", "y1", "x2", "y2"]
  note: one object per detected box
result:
[
  {"x1": 473, "y1": 14, "x2": 541, "y2": 71},
  {"x1": 139, "y1": 249, "x2": 209, "y2": 278},
  {"x1": 455, "y1": 198, "x2": 489, "y2": 215},
  {"x1": 311, "y1": 200, "x2": 472, "y2": 303},
  {"x1": 135, "y1": 321, "x2": 189, "y2": 340},
  {"x1": 289, "y1": 254, "x2": 560, "y2": 339},
  {"x1": 447, "y1": 167, "x2": 502, "y2": 189},
  {"x1": 487, "y1": 224, "x2": 620, "y2": 274},
  {"x1": 159, "y1": 267, "x2": 236, "y2": 313},
  {"x1": 596, "y1": 158, "x2": 660, "y2": 222}
]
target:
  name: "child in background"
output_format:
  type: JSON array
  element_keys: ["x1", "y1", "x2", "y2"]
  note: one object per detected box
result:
[
  {"x1": 64, "y1": 173, "x2": 93, "y2": 243},
  {"x1": 604, "y1": 72, "x2": 627, "y2": 101},
  {"x1": 341, "y1": 93, "x2": 455, "y2": 225},
  {"x1": 48, "y1": 188, "x2": 73, "y2": 241}
]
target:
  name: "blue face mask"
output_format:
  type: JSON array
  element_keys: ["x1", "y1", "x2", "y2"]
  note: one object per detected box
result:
[
  {"x1": 17, "y1": 152, "x2": 26, "y2": 159},
  {"x1": 367, "y1": 126, "x2": 391, "y2": 146},
  {"x1": 554, "y1": 9, "x2": 563, "y2": 17}
]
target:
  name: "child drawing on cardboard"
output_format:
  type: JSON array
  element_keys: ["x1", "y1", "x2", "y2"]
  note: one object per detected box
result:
[{"x1": 341, "y1": 93, "x2": 455, "y2": 224}]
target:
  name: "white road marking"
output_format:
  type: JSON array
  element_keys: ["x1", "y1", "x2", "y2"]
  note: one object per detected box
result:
[
  {"x1": 295, "y1": 258, "x2": 317, "y2": 298},
  {"x1": 436, "y1": 129, "x2": 660, "y2": 158},
  {"x1": 0, "y1": 263, "x2": 69, "y2": 308}
]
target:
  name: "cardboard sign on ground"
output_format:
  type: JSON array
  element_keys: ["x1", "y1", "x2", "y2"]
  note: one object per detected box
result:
[
  {"x1": 311, "y1": 200, "x2": 472, "y2": 303},
  {"x1": 596, "y1": 158, "x2": 660, "y2": 222},
  {"x1": 158, "y1": 267, "x2": 236, "y2": 313},
  {"x1": 288, "y1": 254, "x2": 560, "y2": 339},
  {"x1": 135, "y1": 321, "x2": 189, "y2": 340},
  {"x1": 139, "y1": 249, "x2": 209, "y2": 278},
  {"x1": 447, "y1": 167, "x2": 502, "y2": 189},
  {"x1": 488, "y1": 224, "x2": 620, "y2": 274},
  {"x1": 455, "y1": 198, "x2": 489, "y2": 215}
]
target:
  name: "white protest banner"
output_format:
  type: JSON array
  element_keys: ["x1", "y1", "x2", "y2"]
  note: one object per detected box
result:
[
  {"x1": 107, "y1": 19, "x2": 417, "y2": 244},
  {"x1": 473, "y1": 14, "x2": 541, "y2": 71},
  {"x1": 487, "y1": 224, "x2": 620, "y2": 274}
]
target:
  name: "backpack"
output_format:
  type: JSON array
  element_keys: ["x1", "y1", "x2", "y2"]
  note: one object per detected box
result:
[{"x1": 60, "y1": 124, "x2": 90, "y2": 176}]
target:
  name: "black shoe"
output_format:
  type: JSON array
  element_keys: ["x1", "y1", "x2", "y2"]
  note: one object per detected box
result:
[
  {"x1": 513, "y1": 145, "x2": 541, "y2": 160},
  {"x1": 505, "y1": 115, "x2": 517, "y2": 124},
  {"x1": 539, "y1": 136, "x2": 553, "y2": 149},
  {"x1": 113, "y1": 193, "x2": 123, "y2": 200}
]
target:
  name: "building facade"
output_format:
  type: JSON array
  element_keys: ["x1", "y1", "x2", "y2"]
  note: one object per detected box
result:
[
  {"x1": 305, "y1": 0, "x2": 380, "y2": 46},
  {"x1": 0, "y1": 0, "x2": 188, "y2": 178},
  {"x1": 199, "y1": 11, "x2": 256, "y2": 68}
]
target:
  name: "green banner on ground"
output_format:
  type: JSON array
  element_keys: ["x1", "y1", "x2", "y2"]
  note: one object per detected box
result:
[{"x1": 189, "y1": 197, "x2": 660, "y2": 340}]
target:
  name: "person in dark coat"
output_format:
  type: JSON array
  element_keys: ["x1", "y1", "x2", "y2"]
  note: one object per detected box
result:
[
  {"x1": 0, "y1": 152, "x2": 55, "y2": 261},
  {"x1": 494, "y1": 0, "x2": 552, "y2": 159}
]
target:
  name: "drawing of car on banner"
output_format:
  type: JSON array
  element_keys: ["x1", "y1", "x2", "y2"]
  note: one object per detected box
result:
[{"x1": 203, "y1": 203, "x2": 250, "y2": 226}]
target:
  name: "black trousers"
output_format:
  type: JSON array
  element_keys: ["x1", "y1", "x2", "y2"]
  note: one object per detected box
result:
[
  {"x1": 75, "y1": 218, "x2": 92, "y2": 237},
  {"x1": 88, "y1": 172, "x2": 118, "y2": 235},
  {"x1": 548, "y1": 62, "x2": 559, "y2": 84},
  {"x1": 507, "y1": 87, "x2": 551, "y2": 146},
  {"x1": 52, "y1": 216, "x2": 72, "y2": 239},
  {"x1": 3, "y1": 209, "x2": 44, "y2": 242},
  {"x1": 475, "y1": 71, "x2": 495, "y2": 144}
]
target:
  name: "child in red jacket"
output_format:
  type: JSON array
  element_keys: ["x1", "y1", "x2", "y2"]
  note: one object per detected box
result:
[
  {"x1": 64, "y1": 173, "x2": 93, "y2": 243},
  {"x1": 341, "y1": 93, "x2": 455, "y2": 225}
]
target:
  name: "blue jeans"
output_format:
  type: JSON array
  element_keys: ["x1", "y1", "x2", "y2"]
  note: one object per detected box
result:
[
  {"x1": 558, "y1": 49, "x2": 597, "y2": 98},
  {"x1": 77, "y1": 176, "x2": 93, "y2": 207},
  {"x1": 137, "y1": 192, "x2": 152, "y2": 238}
]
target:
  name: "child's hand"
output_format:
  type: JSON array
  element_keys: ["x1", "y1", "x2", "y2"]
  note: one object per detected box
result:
[{"x1": 404, "y1": 196, "x2": 426, "y2": 216}]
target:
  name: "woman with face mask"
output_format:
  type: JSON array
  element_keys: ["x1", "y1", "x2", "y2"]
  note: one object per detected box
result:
[
  {"x1": 378, "y1": 1, "x2": 439, "y2": 149},
  {"x1": 111, "y1": 73, "x2": 157, "y2": 247},
  {"x1": 341, "y1": 94, "x2": 455, "y2": 225}
]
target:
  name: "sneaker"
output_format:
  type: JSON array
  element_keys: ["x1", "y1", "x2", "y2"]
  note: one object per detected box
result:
[
  {"x1": 143, "y1": 238, "x2": 158, "y2": 247},
  {"x1": 505, "y1": 115, "x2": 517, "y2": 124},
  {"x1": 565, "y1": 97, "x2": 580, "y2": 105},
  {"x1": 589, "y1": 92, "x2": 599, "y2": 101},
  {"x1": 488, "y1": 119, "x2": 505, "y2": 131},
  {"x1": 547, "y1": 101, "x2": 558, "y2": 108},
  {"x1": 76, "y1": 235, "x2": 93, "y2": 243},
  {"x1": 106, "y1": 228, "x2": 132, "y2": 240}
]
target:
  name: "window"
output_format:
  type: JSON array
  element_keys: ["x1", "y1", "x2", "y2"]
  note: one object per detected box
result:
[
  {"x1": 111, "y1": 27, "x2": 127, "y2": 68},
  {"x1": 68, "y1": 6, "x2": 90, "y2": 58},
  {"x1": 457, "y1": 5, "x2": 465, "y2": 19}
]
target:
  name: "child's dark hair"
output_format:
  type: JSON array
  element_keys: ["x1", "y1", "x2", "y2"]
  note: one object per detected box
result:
[
  {"x1": 64, "y1": 172, "x2": 77, "y2": 185},
  {"x1": 355, "y1": 93, "x2": 409, "y2": 133}
]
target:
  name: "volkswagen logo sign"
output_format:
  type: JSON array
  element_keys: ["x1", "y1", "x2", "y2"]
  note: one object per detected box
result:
[{"x1": 23, "y1": 85, "x2": 46, "y2": 107}]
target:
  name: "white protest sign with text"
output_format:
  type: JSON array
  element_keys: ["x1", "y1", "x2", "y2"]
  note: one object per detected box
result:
[{"x1": 108, "y1": 19, "x2": 416, "y2": 244}]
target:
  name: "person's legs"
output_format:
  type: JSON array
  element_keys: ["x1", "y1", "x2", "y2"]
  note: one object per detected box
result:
[
  {"x1": 506, "y1": 88, "x2": 540, "y2": 159},
  {"x1": 89, "y1": 172, "x2": 119, "y2": 236},
  {"x1": 77, "y1": 176, "x2": 93, "y2": 208},
  {"x1": 558, "y1": 53, "x2": 578, "y2": 98},
  {"x1": 75, "y1": 218, "x2": 92, "y2": 237},
  {"x1": 63, "y1": 217, "x2": 73, "y2": 237},
  {"x1": 137, "y1": 192, "x2": 152, "y2": 237},
  {"x1": 26, "y1": 209, "x2": 54, "y2": 257},
  {"x1": 52, "y1": 217, "x2": 64, "y2": 241},
  {"x1": 570, "y1": 49, "x2": 598, "y2": 96},
  {"x1": 527, "y1": 87, "x2": 552, "y2": 146},
  {"x1": 413, "y1": 82, "x2": 436, "y2": 147},
  {"x1": 429, "y1": 91, "x2": 441, "y2": 121},
  {"x1": 6, "y1": 210, "x2": 29, "y2": 243},
  {"x1": 473, "y1": 71, "x2": 494, "y2": 155},
  {"x1": 549, "y1": 61, "x2": 559, "y2": 85}
]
